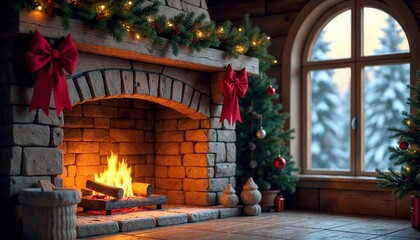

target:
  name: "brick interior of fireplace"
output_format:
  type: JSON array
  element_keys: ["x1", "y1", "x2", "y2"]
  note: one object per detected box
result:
[{"x1": 61, "y1": 97, "x2": 236, "y2": 205}]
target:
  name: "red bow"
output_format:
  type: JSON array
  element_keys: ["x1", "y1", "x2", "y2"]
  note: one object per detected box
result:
[
  {"x1": 219, "y1": 64, "x2": 248, "y2": 125},
  {"x1": 26, "y1": 31, "x2": 78, "y2": 115}
]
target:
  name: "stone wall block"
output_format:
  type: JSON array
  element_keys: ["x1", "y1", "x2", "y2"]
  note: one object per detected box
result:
[
  {"x1": 185, "y1": 167, "x2": 214, "y2": 178},
  {"x1": 86, "y1": 71, "x2": 106, "y2": 98},
  {"x1": 0, "y1": 146, "x2": 22, "y2": 176},
  {"x1": 155, "y1": 131, "x2": 184, "y2": 142},
  {"x1": 226, "y1": 143, "x2": 236, "y2": 163},
  {"x1": 110, "y1": 129, "x2": 144, "y2": 142},
  {"x1": 63, "y1": 128, "x2": 82, "y2": 141},
  {"x1": 67, "y1": 142, "x2": 99, "y2": 153},
  {"x1": 0, "y1": 85, "x2": 32, "y2": 105},
  {"x1": 167, "y1": 190, "x2": 185, "y2": 204},
  {"x1": 209, "y1": 178, "x2": 229, "y2": 192},
  {"x1": 185, "y1": 129, "x2": 208, "y2": 141},
  {"x1": 185, "y1": 192, "x2": 216, "y2": 206},
  {"x1": 119, "y1": 143, "x2": 154, "y2": 155},
  {"x1": 155, "y1": 143, "x2": 180, "y2": 155},
  {"x1": 222, "y1": 120, "x2": 236, "y2": 130},
  {"x1": 181, "y1": 85, "x2": 193, "y2": 107},
  {"x1": 189, "y1": 91, "x2": 201, "y2": 111},
  {"x1": 207, "y1": 129, "x2": 217, "y2": 142},
  {"x1": 183, "y1": 178, "x2": 209, "y2": 191},
  {"x1": 209, "y1": 117, "x2": 222, "y2": 129},
  {"x1": 156, "y1": 155, "x2": 182, "y2": 166},
  {"x1": 167, "y1": 0, "x2": 182, "y2": 9},
  {"x1": 167, "y1": 166, "x2": 185, "y2": 178},
  {"x1": 67, "y1": 78, "x2": 80, "y2": 105},
  {"x1": 162, "y1": 67, "x2": 210, "y2": 95},
  {"x1": 200, "y1": 0, "x2": 207, "y2": 9},
  {"x1": 82, "y1": 129, "x2": 109, "y2": 142},
  {"x1": 63, "y1": 116, "x2": 94, "y2": 128},
  {"x1": 210, "y1": 104, "x2": 222, "y2": 118},
  {"x1": 208, "y1": 142, "x2": 226, "y2": 163},
  {"x1": 73, "y1": 53, "x2": 131, "y2": 75},
  {"x1": 148, "y1": 73, "x2": 159, "y2": 97},
  {"x1": 180, "y1": 142, "x2": 194, "y2": 154},
  {"x1": 155, "y1": 178, "x2": 183, "y2": 190},
  {"x1": 217, "y1": 130, "x2": 236, "y2": 142},
  {"x1": 0, "y1": 176, "x2": 50, "y2": 202},
  {"x1": 36, "y1": 110, "x2": 64, "y2": 127},
  {"x1": 133, "y1": 164, "x2": 154, "y2": 177},
  {"x1": 181, "y1": 3, "x2": 210, "y2": 20},
  {"x1": 183, "y1": 154, "x2": 214, "y2": 167},
  {"x1": 154, "y1": 166, "x2": 168, "y2": 178},
  {"x1": 198, "y1": 95, "x2": 210, "y2": 118},
  {"x1": 183, "y1": 0, "x2": 200, "y2": 7},
  {"x1": 2, "y1": 106, "x2": 35, "y2": 124},
  {"x1": 76, "y1": 153, "x2": 101, "y2": 166},
  {"x1": 50, "y1": 128, "x2": 63, "y2": 147},
  {"x1": 195, "y1": 142, "x2": 208, "y2": 153},
  {"x1": 159, "y1": 75, "x2": 172, "y2": 100},
  {"x1": 22, "y1": 147, "x2": 62, "y2": 175},
  {"x1": 171, "y1": 80, "x2": 183, "y2": 103},
  {"x1": 51, "y1": 176, "x2": 63, "y2": 188},
  {"x1": 215, "y1": 163, "x2": 236, "y2": 177},
  {"x1": 74, "y1": 76, "x2": 92, "y2": 102},
  {"x1": 132, "y1": 62, "x2": 163, "y2": 73},
  {"x1": 178, "y1": 119, "x2": 200, "y2": 130},
  {"x1": 121, "y1": 70, "x2": 134, "y2": 95},
  {"x1": 83, "y1": 105, "x2": 118, "y2": 118},
  {"x1": 0, "y1": 124, "x2": 50, "y2": 146},
  {"x1": 210, "y1": 72, "x2": 224, "y2": 104},
  {"x1": 103, "y1": 70, "x2": 122, "y2": 96},
  {"x1": 134, "y1": 71, "x2": 149, "y2": 95}
]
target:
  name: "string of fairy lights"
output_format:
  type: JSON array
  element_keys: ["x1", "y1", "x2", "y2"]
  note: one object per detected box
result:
[{"x1": 24, "y1": 0, "x2": 277, "y2": 64}]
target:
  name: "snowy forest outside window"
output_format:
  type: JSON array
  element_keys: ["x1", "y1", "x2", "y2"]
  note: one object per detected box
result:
[{"x1": 302, "y1": 1, "x2": 411, "y2": 176}]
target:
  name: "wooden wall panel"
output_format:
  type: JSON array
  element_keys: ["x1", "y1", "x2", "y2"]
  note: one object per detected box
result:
[
  {"x1": 319, "y1": 189, "x2": 395, "y2": 217},
  {"x1": 285, "y1": 188, "x2": 319, "y2": 210}
]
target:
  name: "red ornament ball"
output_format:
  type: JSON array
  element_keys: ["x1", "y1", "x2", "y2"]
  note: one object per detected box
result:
[
  {"x1": 266, "y1": 86, "x2": 276, "y2": 96},
  {"x1": 399, "y1": 141, "x2": 409, "y2": 150},
  {"x1": 273, "y1": 155, "x2": 286, "y2": 169}
]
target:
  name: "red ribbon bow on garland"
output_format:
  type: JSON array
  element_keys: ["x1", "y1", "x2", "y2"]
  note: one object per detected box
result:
[
  {"x1": 26, "y1": 31, "x2": 78, "y2": 115},
  {"x1": 219, "y1": 64, "x2": 248, "y2": 125}
]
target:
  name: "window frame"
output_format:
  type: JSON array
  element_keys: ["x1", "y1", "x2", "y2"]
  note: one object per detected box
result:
[{"x1": 283, "y1": 0, "x2": 419, "y2": 177}]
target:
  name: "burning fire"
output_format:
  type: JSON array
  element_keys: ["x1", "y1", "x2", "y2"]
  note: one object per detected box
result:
[{"x1": 94, "y1": 152, "x2": 134, "y2": 198}]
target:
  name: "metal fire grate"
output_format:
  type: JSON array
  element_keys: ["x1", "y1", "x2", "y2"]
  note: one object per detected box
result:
[{"x1": 79, "y1": 194, "x2": 167, "y2": 215}]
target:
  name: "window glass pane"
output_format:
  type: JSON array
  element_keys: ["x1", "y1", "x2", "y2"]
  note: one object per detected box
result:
[
  {"x1": 310, "y1": 10, "x2": 351, "y2": 61},
  {"x1": 310, "y1": 68, "x2": 351, "y2": 170},
  {"x1": 363, "y1": 7, "x2": 409, "y2": 56},
  {"x1": 363, "y1": 64, "x2": 410, "y2": 171}
]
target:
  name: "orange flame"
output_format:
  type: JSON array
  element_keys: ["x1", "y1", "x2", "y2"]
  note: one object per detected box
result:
[{"x1": 94, "y1": 152, "x2": 134, "y2": 198}]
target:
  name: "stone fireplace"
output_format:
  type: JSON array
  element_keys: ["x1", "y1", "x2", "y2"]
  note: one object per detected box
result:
[
  {"x1": 60, "y1": 61, "x2": 238, "y2": 206},
  {"x1": 0, "y1": 0, "x2": 258, "y2": 238}
]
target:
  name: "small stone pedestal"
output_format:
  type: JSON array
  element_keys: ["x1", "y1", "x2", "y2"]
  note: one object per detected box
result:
[{"x1": 19, "y1": 188, "x2": 81, "y2": 240}]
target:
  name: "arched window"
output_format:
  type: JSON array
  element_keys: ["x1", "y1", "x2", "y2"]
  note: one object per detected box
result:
[{"x1": 283, "y1": 0, "x2": 419, "y2": 176}]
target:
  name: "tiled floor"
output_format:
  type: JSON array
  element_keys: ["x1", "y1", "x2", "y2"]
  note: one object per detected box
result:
[{"x1": 79, "y1": 210, "x2": 419, "y2": 239}]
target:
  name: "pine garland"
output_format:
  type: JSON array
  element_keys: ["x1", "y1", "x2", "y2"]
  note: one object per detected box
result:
[{"x1": 10, "y1": 0, "x2": 274, "y2": 65}]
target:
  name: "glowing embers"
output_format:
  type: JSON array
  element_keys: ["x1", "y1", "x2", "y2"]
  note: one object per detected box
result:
[{"x1": 85, "y1": 206, "x2": 147, "y2": 215}]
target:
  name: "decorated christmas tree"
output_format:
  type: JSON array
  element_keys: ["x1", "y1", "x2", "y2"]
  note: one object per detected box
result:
[
  {"x1": 235, "y1": 17, "x2": 300, "y2": 192},
  {"x1": 376, "y1": 70, "x2": 420, "y2": 198}
]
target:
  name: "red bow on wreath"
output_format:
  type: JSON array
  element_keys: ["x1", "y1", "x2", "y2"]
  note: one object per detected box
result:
[
  {"x1": 26, "y1": 31, "x2": 78, "y2": 115},
  {"x1": 219, "y1": 64, "x2": 248, "y2": 125}
]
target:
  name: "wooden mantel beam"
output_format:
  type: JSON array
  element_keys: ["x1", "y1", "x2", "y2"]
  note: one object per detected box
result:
[{"x1": 15, "y1": 10, "x2": 259, "y2": 75}]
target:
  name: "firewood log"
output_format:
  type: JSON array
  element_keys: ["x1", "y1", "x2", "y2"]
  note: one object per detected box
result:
[
  {"x1": 86, "y1": 180, "x2": 124, "y2": 199},
  {"x1": 132, "y1": 182, "x2": 154, "y2": 196}
]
